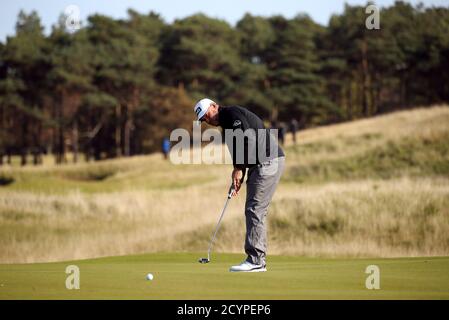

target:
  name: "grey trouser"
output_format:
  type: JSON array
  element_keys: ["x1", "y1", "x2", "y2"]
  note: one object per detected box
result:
[{"x1": 245, "y1": 156, "x2": 285, "y2": 266}]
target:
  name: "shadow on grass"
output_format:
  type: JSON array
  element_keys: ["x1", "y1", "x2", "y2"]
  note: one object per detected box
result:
[{"x1": 0, "y1": 175, "x2": 14, "y2": 186}]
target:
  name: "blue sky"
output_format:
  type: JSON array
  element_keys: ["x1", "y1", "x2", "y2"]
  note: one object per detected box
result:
[{"x1": 1, "y1": 0, "x2": 448, "y2": 41}]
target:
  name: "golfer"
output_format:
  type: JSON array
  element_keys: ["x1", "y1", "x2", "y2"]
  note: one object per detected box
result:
[{"x1": 194, "y1": 98, "x2": 285, "y2": 272}]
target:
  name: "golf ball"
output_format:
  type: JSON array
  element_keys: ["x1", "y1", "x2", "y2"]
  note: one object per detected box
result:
[{"x1": 146, "y1": 273, "x2": 154, "y2": 281}]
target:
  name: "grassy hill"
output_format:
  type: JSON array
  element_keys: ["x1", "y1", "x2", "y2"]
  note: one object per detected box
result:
[{"x1": 0, "y1": 106, "x2": 448, "y2": 263}]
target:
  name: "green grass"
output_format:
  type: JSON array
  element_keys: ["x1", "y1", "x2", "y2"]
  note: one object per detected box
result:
[
  {"x1": 0, "y1": 159, "x2": 214, "y2": 194},
  {"x1": 0, "y1": 253, "x2": 448, "y2": 299},
  {"x1": 286, "y1": 129, "x2": 449, "y2": 184}
]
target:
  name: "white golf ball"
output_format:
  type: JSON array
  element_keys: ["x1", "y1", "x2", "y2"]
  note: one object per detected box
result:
[{"x1": 146, "y1": 273, "x2": 154, "y2": 281}]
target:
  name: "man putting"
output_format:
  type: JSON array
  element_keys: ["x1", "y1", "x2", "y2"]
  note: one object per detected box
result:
[{"x1": 194, "y1": 98, "x2": 285, "y2": 272}]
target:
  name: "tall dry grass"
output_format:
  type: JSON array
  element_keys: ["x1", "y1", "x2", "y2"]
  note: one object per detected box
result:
[
  {"x1": 0, "y1": 179, "x2": 244, "y2": 263},
  {"x1": 200, "y1": 176, "x2": 449, "y2": 257}
]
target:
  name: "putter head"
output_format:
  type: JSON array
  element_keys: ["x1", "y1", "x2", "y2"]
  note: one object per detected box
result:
[{"x1": 198, "y1": 257, "x2": 210, "y2": 264}]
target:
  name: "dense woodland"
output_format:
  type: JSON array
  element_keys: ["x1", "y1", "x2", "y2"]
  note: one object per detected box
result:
[{"x1": 0, "y1": 1, "x2": 448, "y2": 164}]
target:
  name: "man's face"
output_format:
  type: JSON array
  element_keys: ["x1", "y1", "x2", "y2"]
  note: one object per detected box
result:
[{"x1": 200, "y1": 103, "x2": 220, "y2": 126}]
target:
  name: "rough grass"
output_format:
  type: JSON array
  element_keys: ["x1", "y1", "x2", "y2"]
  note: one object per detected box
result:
[
  {"x1": 0, "y1": 155, "x2": 215, "y2": 194},
  {"x1": 185, "y1": 177, "x2": 449, "y2": 257},
  {"x1": 287, "y1": 133, "x2": 449, "y2": 183},
  {"x1": 0, "y1": 105, "x2": 448, "y2": 263}
]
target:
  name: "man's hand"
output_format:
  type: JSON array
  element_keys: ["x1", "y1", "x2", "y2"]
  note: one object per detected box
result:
[{"x1": 231, "y1": 168, "x2": 243, "y2": 197}]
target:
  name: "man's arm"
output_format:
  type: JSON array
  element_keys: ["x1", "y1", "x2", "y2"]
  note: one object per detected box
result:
[{"x1": 230, "y1": 114, "x2": 248, "y2": 196}]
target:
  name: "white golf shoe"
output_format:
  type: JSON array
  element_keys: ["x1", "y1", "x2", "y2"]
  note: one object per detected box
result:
[{"x1": 229, "y1": 261, "x2": 267, "y2": 272}]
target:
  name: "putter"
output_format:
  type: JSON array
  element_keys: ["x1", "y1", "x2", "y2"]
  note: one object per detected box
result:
[{"x1": 198, "y1": 183, "x2": 236, "y2": 264}]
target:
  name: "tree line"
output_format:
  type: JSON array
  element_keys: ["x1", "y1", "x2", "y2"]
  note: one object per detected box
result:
[{"x1": 1, "y1": 1, "x2": 448, "y2": 165}]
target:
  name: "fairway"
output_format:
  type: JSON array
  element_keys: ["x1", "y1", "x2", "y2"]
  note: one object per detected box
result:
[{"x1": 0, "y1": 253, "x2": 448, "y2": 299}]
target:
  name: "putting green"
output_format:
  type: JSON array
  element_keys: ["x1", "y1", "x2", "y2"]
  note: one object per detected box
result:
[{"x1": 0, "y1": 253, "x2": 448, "y2": 299}]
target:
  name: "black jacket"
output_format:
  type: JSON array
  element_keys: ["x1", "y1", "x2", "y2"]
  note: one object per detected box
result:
[{"x1": 218, "y1": 106, "x2": 285, "y2": 170}]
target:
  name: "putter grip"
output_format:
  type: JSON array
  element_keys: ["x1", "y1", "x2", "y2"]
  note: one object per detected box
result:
[{"x1": 227, "y1": 184, "x2": 234, "y2": 199}]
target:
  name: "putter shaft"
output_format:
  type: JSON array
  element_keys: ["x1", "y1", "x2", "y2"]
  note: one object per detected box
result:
[{"x1": 201, "y1": 184, "x2": 234, "y2": 263}]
